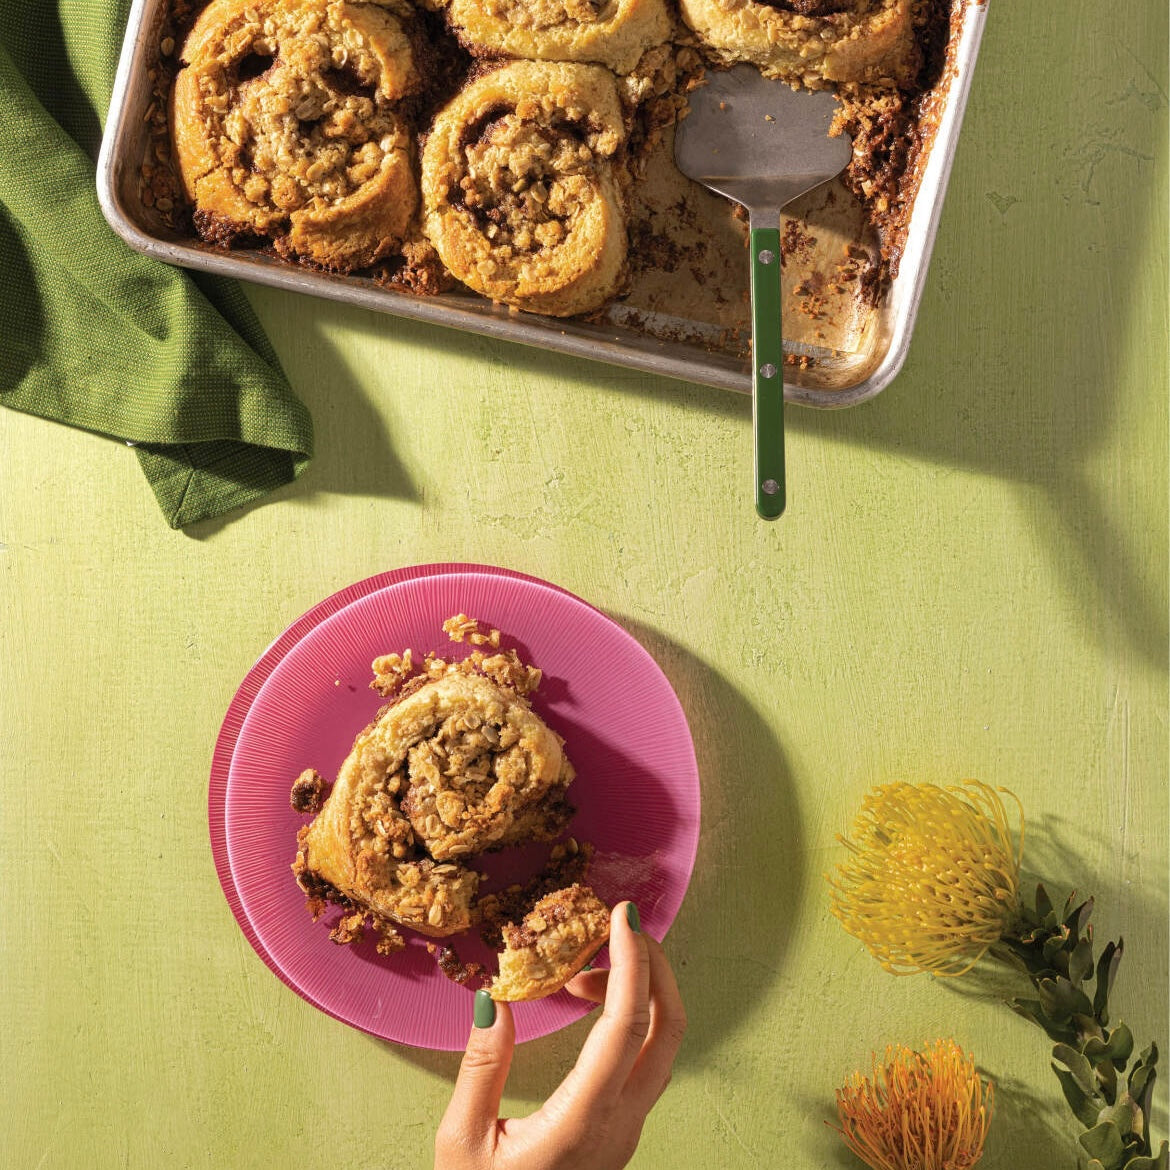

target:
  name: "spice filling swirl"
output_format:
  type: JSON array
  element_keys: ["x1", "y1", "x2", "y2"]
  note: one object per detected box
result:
[
  {"x1": 422, "y1": 60, "x2": 630, "y2": 317},
  {"x1": 293, "y1": 670, "x2": 575, "y2": 938},
  {"x1": 172, "y1": 0, "x2": 422, "y2": 269}
]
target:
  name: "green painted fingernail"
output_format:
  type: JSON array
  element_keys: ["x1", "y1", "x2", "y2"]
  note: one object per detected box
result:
[
  {"x1": 626, "y1": 902, "x2": 641, "y2": 933},
  {"x1": 474, "y1": 989, "x2": 496, "y2": 1029},
  {"x1": 582, "y1": 964, "x2": 593, "y2": 972}
]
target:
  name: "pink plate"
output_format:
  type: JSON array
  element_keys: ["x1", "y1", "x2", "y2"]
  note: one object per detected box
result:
[
  {"x1": 223, "y1": 570, "x2": 700, "y2": 1049},
  {"x1": 209, "y1": 564, "x2": 557, "y2": 991}
]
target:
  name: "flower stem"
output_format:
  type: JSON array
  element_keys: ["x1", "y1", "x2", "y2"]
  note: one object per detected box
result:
[{"x1": 993, "y1": 883, "x2": 1168, "y2": 1170}]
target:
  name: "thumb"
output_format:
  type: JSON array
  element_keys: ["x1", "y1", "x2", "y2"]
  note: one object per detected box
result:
[{"x1": 441, "y1": 992, "x2": 515, "y2": 1152}]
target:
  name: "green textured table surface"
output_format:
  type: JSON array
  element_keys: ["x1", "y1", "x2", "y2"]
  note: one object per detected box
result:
[{"x1": 2, "y1": 4, "x2": 1167, "y2": 1167}]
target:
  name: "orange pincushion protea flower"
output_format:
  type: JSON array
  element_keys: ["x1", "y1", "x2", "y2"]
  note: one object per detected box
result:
[
  {"x1": 834, "y1": 1040, "x2": 993, "y2": 1170},
  {"x1": 828, "y1": 781, "x2": 1023, "y2": 977}
]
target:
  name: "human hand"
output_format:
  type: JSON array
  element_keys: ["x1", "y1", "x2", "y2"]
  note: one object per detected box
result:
[{"x1": 434, "y1": 901, "x2": 687, "y2": 1170}]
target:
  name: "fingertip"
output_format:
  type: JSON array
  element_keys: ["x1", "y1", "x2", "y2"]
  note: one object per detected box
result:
[
  {"x1": 467, "y1": 992, "x2": 514, "y2": 1045},
  {"x1": 474, "y1": 988, "x2": 496, "y2": 1029},
  {"x1": 612, "y1": 901, "x2": 649, "y2": 950},
  {"x1": 605, "y1": 902, "x2": 651, "y2": 1001},
  {"x1": 612, "y1": 900, "x2": 636, "y2": 935}
]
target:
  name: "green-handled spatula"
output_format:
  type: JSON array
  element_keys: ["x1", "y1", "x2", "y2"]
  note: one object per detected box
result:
[{"x1": 675, "y1": 66, "x2": 852, "y2": 519}]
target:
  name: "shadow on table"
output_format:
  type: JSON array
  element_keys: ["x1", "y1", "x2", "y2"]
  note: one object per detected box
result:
[
  {"x1": 788, "y1": 3, "x2": 1166, "y2": 675},
  {"x1": 376, "y1": 618, "x2": 800, "y2": 1097},
  {"x1": 932, "y1": 807, "x2": 1170, "y2": 1167},
  {"x1": 293, "y1": 145, "x2": 1165, "y2": 669},
  {"x1": 182, "y1": 320, "x2": 420, "y2": 539},
  {"x1": 292, "y1": 0, "x2": 1165, "y2": 671}
]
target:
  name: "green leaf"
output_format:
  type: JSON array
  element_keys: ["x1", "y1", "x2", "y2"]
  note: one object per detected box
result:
[
  {"x1": 1097, "y1": 1096, "x2": 1141, "y2": 1138},
  {"x1": 1090, "y1": 1054, "x2": 1120, "y2": 1106},
  {"x1": 1055, "y1": 1043, "x2": 1098, "y2": 1094},
  {"x1": 1040, "y1": 975, "x2": 1095, "y2": 1021},
  {"x1": 999, "y1": 937, "x2": 1047, "y2": 976},
  {"x1": 1095, "y1": 940, "x2": 1124, "y2": 1023},
  {"x1": 1120, "y1": 1145, "x2": 1168, "y2": 1170},
  {"x1": 1010, "y1": 996, "x2": 1046, "y2": 1021},
  {"x1": 1081, "y1": 1121, "x2": 1127, "y2": 1165},
  {"x1": 1066, "y1": 896, "x2": 1095, "y2": 935},
  {"x1": 1010, "y1": 997, "x2": 1077, "y2": 1044},
  {"x1": 1084, "y1": 1023, "x2": 1135, "y2": 1069},
  {"x1": 1044, "y1": 932, "x2": 1072, "y2": 966},
  {"x1": 1053, "y1": 1062, "x2": 1104, "y2": 1127},
  {"x1": 1111, "y1": 1024, "x2": 1135, "y2": 1065},
  {"x1": 1071, "y1": 936, "x2": 1096, "y2": 986},
  {"x1": 1075, "y1": 1013, "x2": 1106, "y2": 1043},
  {"x1": 1035, "y1": 883, "x2": 1054, "y2": 919},
  {"x1": 1128, "y1": 1050, "x2": 1157, "y2": 1104}
]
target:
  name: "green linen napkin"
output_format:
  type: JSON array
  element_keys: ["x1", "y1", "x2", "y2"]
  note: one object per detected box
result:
[{"x1": 0, "y1": 3, "x2": 313, "y2": 529}]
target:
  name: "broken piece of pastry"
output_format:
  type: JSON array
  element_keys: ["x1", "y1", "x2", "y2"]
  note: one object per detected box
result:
[
  {"x1": 489, "y1": 884, "x2": 612, "y2": 1001},
  {"x1": 292, "y1": 614, "x2": 606, "y2": 1000},
  {"x1": 677, "y1": 0, "x2": 919, "y2": 88}
]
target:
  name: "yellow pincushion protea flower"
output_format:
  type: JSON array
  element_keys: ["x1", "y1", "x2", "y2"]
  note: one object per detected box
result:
[
  {"x1": 834, "y1": 1040, "x2": 993, "y2": 1170},
  {"x1": 828, "y1": 781, "x2": 1023, "y2": 976}
]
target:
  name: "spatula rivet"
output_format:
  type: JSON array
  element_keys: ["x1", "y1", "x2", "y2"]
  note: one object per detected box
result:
[
  {"x1": 758, "y1": 249, "x2": 775, "y2": 265},
  {"x1": 759, "y1": 362, "x2": 777, "y2": 379},
  {"x1": 762, "y1": 479, "x2": 780, "y2": 496}
]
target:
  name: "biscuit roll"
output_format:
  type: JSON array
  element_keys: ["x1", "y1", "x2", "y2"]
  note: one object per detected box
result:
[
  {"x1": 677, "y1": 0, "x2": 919, "y2": 88},
  {"x1": 294, "y1": 673, "x2": 574, "y2": 936},
  {"x1": 442, "y1": 0, "x2": 672, "y2": 76},
  {"x1": 422, "y1": 61, "x2": 629, "y2": 317},
  {"x1": 172, "y1": 0, "x2": 421, "y2": 270}
]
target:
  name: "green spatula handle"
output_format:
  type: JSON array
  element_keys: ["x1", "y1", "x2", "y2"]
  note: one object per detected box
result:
[{"x1": 750, "y1": 224, "x2": 785, "y2": 520}]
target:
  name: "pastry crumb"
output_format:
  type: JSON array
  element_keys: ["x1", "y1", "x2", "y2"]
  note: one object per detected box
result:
[{"x1": 290, "y1": 768, "x2": 328, "y2": 815}]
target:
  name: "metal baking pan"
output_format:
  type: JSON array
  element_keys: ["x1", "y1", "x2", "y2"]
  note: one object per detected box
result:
[{"x1": 97, "y1": 0, "x2": 987, "y2": 408}]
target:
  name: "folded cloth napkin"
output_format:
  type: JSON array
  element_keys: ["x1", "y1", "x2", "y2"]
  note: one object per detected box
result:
[{"x1": 0, "y1": 4, "x2": 312, "y2": 529}]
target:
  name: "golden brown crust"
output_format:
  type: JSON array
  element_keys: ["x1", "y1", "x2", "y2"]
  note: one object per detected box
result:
[
  {"x1": 489, "y1": 884, "x2": 611, "y2": 1001},
  {"x1": 293, "y1": 813, "x2": 481, "y2": 937},
  {"x1": 677, "y1": 0, "x2": 919, "y2": 88},
  {"x1": 444, "y1": 0, "x2": 673, "y2": 75},
  {"x1": 292, "y1": 657, "x2": 575, "y2": 938},
  {"x1": 154, "y1": 0, "x2": 956, "y2": 326},
  {"x1": 385, "y1": 672, "x2": 576, "y2": 859},
  {"x1": 171, "y1": 0, "x2": 421, "y2": 269},
  {"x1": 421, "y1": 60, "x2": 630, "y2": 317}
]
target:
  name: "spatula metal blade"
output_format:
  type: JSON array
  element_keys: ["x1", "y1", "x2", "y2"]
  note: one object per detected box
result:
[{"x1": 675, "y1": 65, "x2": 851, "y2": 215}]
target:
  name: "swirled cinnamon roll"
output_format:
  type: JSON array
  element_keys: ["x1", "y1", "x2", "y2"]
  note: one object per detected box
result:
[
  {"x1": 171, "y1": 0, "x2": 421, "y2": 270},
  {"x1": 293, "y1": 671, "x2": 575, "y2": 938},
  {"x1": 441, "y1": 0, "x2": 673, "y2": 75},
  {"x1": 677, "y1": 0, "x2": 919, "y2": 88},
  {"x1": 421, "y1": 61, "x2": 630, "y2": 317}
]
